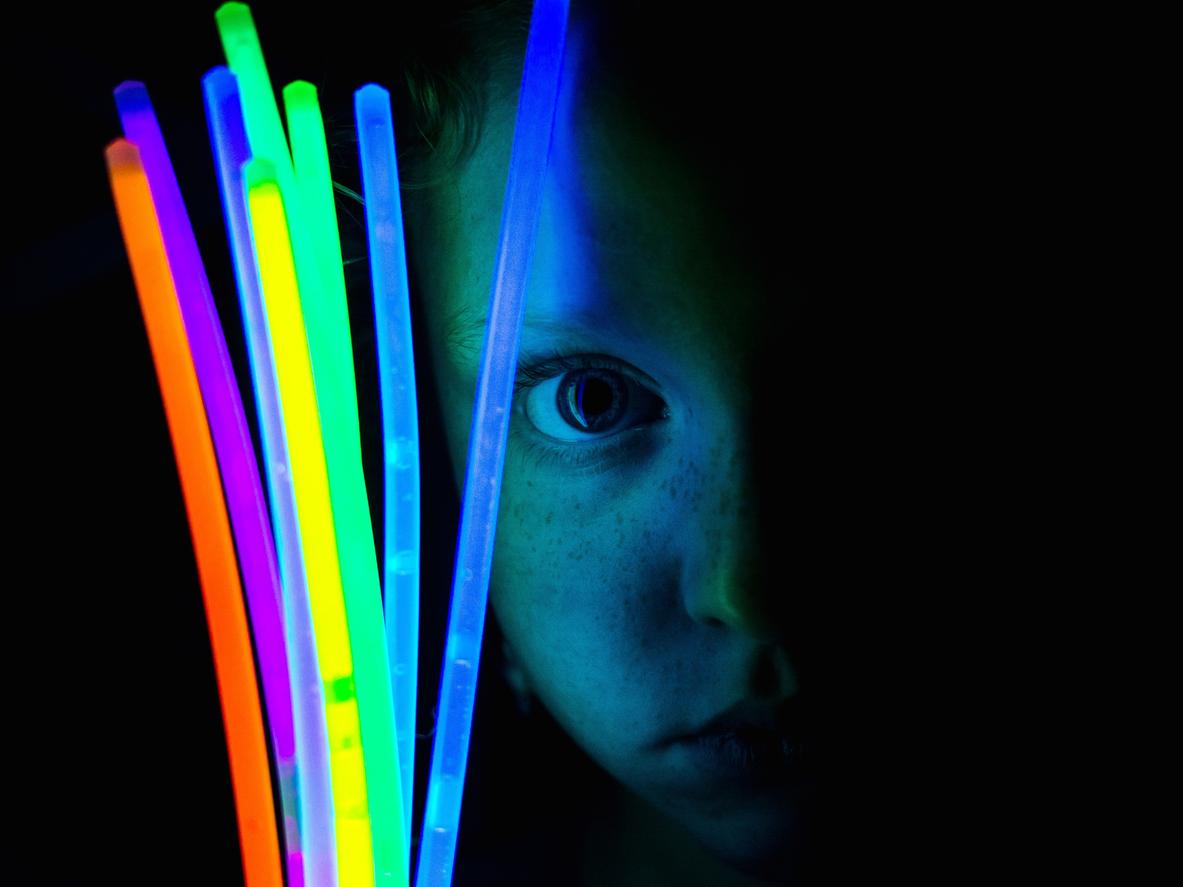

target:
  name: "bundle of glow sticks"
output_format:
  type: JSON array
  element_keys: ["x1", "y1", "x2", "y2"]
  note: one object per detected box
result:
[{"x1": 104, "y1": 2, "x2": 569, "y2": 886}]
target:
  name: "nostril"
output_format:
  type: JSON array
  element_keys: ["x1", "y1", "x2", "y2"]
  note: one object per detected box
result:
[{"x1": 750, "y1": 644, "x2": 799, "y2": 698}]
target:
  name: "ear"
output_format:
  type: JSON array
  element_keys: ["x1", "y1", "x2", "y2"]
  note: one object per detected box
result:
[{"x1": 501, "y1": 636, "x2": 535, "y2": 717}]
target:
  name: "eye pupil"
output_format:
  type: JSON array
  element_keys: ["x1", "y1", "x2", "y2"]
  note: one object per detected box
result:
[
  {"x1": 578, "y1": 377, "x2": 611, "y2": 419},
  {"x1": 558, "y1": 369, "x2": 626, "y2": 432}
]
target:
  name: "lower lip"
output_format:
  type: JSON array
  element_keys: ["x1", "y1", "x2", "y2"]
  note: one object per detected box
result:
[{"x1": 675, "y1": 728, "x2": 804, "y2": 783}]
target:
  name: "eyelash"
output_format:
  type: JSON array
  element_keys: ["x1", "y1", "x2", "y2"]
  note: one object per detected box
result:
[{"x1": 512, "y1": 351, "x2": 667, "y2": 469}]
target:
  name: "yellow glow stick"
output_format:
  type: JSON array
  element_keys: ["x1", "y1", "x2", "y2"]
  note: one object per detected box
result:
[{"x1": 244, "y1": 159, "x2": 375, "y2": 887}]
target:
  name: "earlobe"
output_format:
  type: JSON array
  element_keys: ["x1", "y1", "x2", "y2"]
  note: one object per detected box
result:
[{"x1": 501, "y1": 636, "x2": 535, "y2": 717}]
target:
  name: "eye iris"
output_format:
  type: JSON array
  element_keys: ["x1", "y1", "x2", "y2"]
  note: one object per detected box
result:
[{"x1": 557, "y1": 369, "x2": 626, "y2": 432}]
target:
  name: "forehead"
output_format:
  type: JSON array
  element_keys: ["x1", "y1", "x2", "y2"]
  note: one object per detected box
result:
[{"x1": 409, "y1": 12, "x2": 788, "y2": 378}]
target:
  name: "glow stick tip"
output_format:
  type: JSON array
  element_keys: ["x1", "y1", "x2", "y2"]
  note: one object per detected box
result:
[
  {"x1": 215, "y1": 2, "x2": 259, "y2": 49},
  {"x1": 215, "y1": 1, "x2": 253, "y2": 27},
  {"x1": 104, "y1": 137, "x2": 138, "y2": 168},
  {"x1": 355, "y1": 84, "x2": 391, "y2": 126},
  {"x1": 356, "y1": 83, "x2": 389, "y2": 101},
  {"x1": 203, "y1": 65, "x2": 234, "y2": 89},
  {"x1": 244, "y1": 157, "x2": 280, "y2": 190},
  {"x1": 113, "y1": 80, "x2": 149, "y2": 113},
  {"x1": 282, "y1": 80, "x2": 317, "y2": 104}
]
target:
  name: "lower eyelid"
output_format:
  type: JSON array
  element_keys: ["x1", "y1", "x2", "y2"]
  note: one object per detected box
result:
[{"x1": 511, "y1": 420, "x2": 658, "y2": 472}]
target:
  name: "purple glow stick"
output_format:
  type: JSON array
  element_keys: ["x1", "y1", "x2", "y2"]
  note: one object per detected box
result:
[{"x1": 114, "y1": 81, "x2": 300, "y2": 886}]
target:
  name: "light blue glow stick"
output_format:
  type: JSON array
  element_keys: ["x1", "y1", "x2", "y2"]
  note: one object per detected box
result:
[
  {"x1": 355, "y1": 83, "x2": 420, "y2": 859},
  {"x1": 203, "y1": 66, "x2": 338, "y2": 887},
  {"x1": 415, "y1": 2, "x2": 570, "y2": 884}
]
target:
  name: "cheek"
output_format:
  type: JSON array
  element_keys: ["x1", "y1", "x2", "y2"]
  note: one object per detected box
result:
[
  {"x1": 486, "y1": 451, "x2": 695, "y2": 756},
  {"x1": 491, "y1": 439, "x2": 683, "y2": 636}
]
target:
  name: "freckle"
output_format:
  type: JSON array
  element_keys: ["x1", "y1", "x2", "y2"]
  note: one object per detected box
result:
[
  {"x1": 545, "y1": 512, "x2": 553, "y2": 524},
  {"x1": 615, "y1": 512, "x2": 623, "y2": 526}
]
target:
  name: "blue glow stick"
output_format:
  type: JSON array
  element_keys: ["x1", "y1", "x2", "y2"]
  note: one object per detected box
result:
[
  {"x1": 355, "y1": 83, "x2": 420, "y2": 858},
  {"x1": 114, "y1": 82, "x2": 302, "y2": 887},
  {"x1": 414, "y1": 2, "x2": 570, "y2": 884},
  {"x1": 203, "y1": 66, "x2": 338, "y2": 887}
]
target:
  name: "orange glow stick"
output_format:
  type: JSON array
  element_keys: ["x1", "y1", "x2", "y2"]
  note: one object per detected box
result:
[{"x1": 105, "y1": 137, "x2": 283, "y2": 887}]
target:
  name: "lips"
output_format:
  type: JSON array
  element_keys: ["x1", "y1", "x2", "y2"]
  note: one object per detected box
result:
[
  {"x1": 680, "y1": 698, "x2": 795, "y2": 743},
  {"x1": 649, "y1": 696, "x2": 811, "y2": 793},
  {"x1": 669, "y1": 696, "x2": 809, "y2": 766}
]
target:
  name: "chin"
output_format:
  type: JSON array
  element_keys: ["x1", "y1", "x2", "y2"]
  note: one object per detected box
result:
[
  {"x1": 687, "y1": 791, "x2": 814, "y2": 885},
  {"x1": 708, "y1": 835, "x2": 812, "y2": 886},
  {"x1": 718, "y1": 844, "x2": 809, "y2": 886}
]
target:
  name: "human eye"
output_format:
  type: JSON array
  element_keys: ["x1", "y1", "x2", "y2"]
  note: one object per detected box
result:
[{"x1": 512, "y1": 350, "x2": 669, "y2": 469}]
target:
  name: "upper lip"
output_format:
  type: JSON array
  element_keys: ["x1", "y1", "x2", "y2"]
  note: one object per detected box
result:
[{"x1": 676, "y1": 698, "x2": 792, "y2": 742}]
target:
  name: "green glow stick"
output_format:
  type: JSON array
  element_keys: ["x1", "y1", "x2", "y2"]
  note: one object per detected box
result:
[
  {"x1": 216, "y1": 4, "x2": 292, "y2": 189},
  {"x1": 285, "y1": 81, "x2": 355, "y2": 431},
  {"x1": 286, "y1": 81, "x2": 406, "y2": 884},
  {"x1": 217, "y1": 6, "x2": 405, "y2": 883},
  {"x1": 355, "y1": 82, "x2": 420, "y2": 857}
]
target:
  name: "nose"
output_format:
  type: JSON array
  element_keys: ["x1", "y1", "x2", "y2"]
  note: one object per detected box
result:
[{"x1": 678, "y1": 439, "x2": 780, "y2": 643}]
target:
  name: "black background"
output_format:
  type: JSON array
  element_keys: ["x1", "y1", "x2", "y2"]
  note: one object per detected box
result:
[{"x1": 4, "y1": 2, "x2": 1000, "y2": 884}]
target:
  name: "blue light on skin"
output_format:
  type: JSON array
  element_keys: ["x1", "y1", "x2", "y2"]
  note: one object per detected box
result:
[
  {"x1": 402, "y1": 9, "x2": 808, "y2": 887},
  {"x1": 414, "y1": 2, "x2": 570, "y2": 885}
]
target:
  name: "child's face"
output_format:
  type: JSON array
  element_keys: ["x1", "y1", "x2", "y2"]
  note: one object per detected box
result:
[{"x1": 408, "y1": 26, "x2": 811, "y2": 880}]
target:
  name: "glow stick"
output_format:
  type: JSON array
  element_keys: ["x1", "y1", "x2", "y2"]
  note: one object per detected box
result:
[
  {"x1": 285, "y1": 80, "x2": 407, "y2": 885},
  {"x1": 203, "y1": 65, "x2": 337, "y2": 887},
  {"x1": 218, "y1": 7, "x2": 405, "y2": 883},
  {"x1": 285, "y1": 80, "x2": 355, "y2": 397},
  {"x1": 214, "y1": 4, "x2": 321, "y2": 367},
  {"x1": 244, "y1": 159, "x2": 376, "y2": 887},
  {"x1": 355, "y1": 82, "x2": 421, "y2": 854},
  {"x1": 415, "y1": 2, "x2": 570, "y2": 885},
  {"x1": 106, "y1": 138, "x2": 283, "y2": 887},
  {"x1": 350, "y1": 83, "x2": 425, "y2": 856},
  {"x1": 352, "y1": 81, "x2": 423, "y2": 856},
  {"x1": 215, "y1": 4, "x2": 293, "y2": 192},
  {"x1": 113, "y1": 81, "x2": 301, "y2": 885}
]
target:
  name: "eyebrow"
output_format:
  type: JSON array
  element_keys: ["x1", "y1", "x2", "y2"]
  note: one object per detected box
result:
[
  {"x1": 439, "y1": 305, "x2": 667, "y2": 393},
  {"x1": 441, "y1": 305, "x2": 622, "y2": 359}
]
